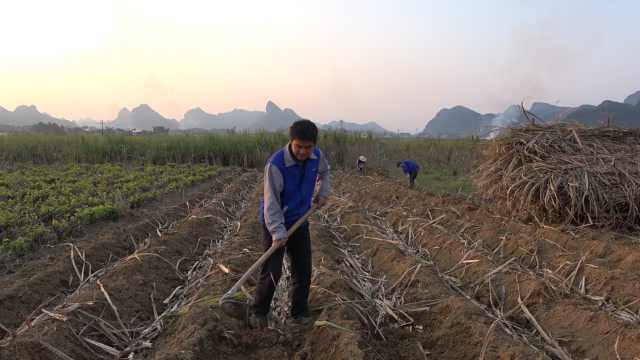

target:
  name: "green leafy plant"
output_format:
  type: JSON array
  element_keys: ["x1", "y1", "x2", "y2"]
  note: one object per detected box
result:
[{"x1": 0, "y1": 164, "x2": 219, "y2": 255}]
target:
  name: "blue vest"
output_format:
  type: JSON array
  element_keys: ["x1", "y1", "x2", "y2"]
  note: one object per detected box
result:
[{"x1": 263, "y1": 147, "x2": 321, "y2": 228}]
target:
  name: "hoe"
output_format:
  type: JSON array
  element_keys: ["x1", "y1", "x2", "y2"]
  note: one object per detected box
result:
[{"x1": 219, "y1": 205, "x2": 317, "y2": 321}]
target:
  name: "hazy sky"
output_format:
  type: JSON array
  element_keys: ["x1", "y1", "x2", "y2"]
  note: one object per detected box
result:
[{"x1": 1, "y1": 0, "x2": 639, "y2": 131}]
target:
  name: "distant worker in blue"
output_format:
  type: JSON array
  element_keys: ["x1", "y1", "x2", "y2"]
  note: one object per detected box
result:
[
  {"x1": 397, "y1": 160, "x2": 420, "y2": 188},
  {"x1": 250, "y1": 119, "x2": 330, "y2": 329},
  {"x1": 356, "y1": 155, "x2": 367, "y2": 176}
]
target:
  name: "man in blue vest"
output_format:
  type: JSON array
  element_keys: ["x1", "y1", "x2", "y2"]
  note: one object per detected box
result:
[
  {"x1": 397, "y1": 159, "x2": 420, "y2": 188},
  {"x1": 250, "y1": 119, "x2": 330, "y2": 328}
]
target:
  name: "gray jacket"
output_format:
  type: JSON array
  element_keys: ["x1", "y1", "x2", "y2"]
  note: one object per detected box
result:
[{"x1": 263, "y1": 144, "x2": 330, "y2": 240}]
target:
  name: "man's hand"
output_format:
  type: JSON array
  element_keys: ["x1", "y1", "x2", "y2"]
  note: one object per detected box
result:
[
  {"x1": 272, "y1": 238, "x2": 287, "y2": 248},
  {"x1": 314, "y1": 196, "x2": 328, "y2": 209}
]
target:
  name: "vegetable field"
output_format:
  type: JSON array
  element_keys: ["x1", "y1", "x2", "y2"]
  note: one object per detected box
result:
[{"x1": 0, "y1": 164, "x2": 218, "y2": 254}]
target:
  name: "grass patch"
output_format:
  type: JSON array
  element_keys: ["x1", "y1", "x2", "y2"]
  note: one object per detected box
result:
[
  {"x1": 388, "y1": 167, "x2": 473, "y2": 195},
  {"x1": 416, "y1": 170, "x2": 473, "y2": 195}
]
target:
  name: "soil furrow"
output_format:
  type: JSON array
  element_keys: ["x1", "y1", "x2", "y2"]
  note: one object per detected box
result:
[
  {"x1": 323, "y1": 183, "x2": 543, "y2": 359},
  {"x1": 337, "y1": 172, "x2": 640, "y2": 359},
  {"x1": 0, "y1": 171, "x2": 256, "y2": 359},
  {"x1": 0, "y1": 168, "x2": 240, "y2": 335}
]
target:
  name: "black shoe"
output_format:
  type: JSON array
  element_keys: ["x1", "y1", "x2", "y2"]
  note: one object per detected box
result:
[
  {"x1": 248, "y1": 313, "x2": 268, "y2": 329},
  {"x1": 291, "y1": 315, "x2": 312, "y2": 326}
]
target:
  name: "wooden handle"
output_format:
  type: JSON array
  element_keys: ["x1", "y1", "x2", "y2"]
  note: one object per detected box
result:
[{"x1": 220, "y1": 204, "x2": 317, "y2": 303}]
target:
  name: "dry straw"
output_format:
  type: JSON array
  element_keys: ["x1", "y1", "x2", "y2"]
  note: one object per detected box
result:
[{"x1": 476, "y1": 124, "x2": 640, "y2": 228}]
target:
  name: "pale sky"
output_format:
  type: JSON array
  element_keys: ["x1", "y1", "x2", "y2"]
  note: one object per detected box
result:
[{"x1": 1, "y1": 0, "x2": 639, "y2": 131}]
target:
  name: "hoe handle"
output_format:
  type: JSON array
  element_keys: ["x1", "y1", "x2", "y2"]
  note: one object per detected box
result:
[{"x1": 220, "y1": 204, "x2": 317, "y2": 303}]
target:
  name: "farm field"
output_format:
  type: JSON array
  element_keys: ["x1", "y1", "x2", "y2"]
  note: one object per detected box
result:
[
  {"x1": 0, "y1": 132, "x2": 482, "y2": 195},
  {"x1": 0, "y1": 163, "x2": 219, "y2": 255},
  {"x1": 2, "y1": 170, "x2": 640, "y2": 359},
  {"x1": 2, "y1": 2, "x2": 633, "y2": 358}
]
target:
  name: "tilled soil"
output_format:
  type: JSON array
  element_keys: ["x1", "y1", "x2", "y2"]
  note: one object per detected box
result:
[
  {"x1": 0, "y1": 168, "x2": 242, "y2": 335},
  {"x1": 3, "y1": 170, "x2": 640, "y2": 359},
  {"x1": 0, "y1": 168, "x2": 252, "y2": 358},
  {"x1": 334, "y1": 172, "x2": 640, "y2": 359}
]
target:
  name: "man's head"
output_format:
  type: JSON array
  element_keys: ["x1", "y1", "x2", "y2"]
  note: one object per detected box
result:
[
  {"x1": 289, "y1": 119, "x2": 318, "y2": 161},
  {"x1": 396, "y1": 161, "x2": 403, "y2": 168}
]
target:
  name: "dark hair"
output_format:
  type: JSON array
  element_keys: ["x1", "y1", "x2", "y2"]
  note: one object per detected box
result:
[
  {"x1": 396, "y1": 161, "x2": 402, "y2": 167},
  {"x1": 289, "y1": 119, "x2": 318, "y2": 143}
]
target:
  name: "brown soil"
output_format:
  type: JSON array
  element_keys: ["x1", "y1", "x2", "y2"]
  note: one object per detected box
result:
[
  {"x1": 3, "y1": 170, "x2": 640, "y2": 359},
  {"x1": 147, "y1": 181, "x2": 368, "y2": 360},
  {"x1": 331, "y1": 207, "x2": 540, "y2": 359},
  {"x1": 0, "y1": 167, "x2": 241, "y2": 334},
  {"x1": 0, "y1": 169, "x2": 254, "y2": 359},
  {"x1": 336, "y1": 172, "x2": 640, "y2": 359}
]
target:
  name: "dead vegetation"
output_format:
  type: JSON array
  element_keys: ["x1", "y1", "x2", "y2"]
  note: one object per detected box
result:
[
  {"x1": 318, "y1": 200, "x2": 416, "y2": 340},
  {"x1": 476, "y1": 125, "x2": 640, "y2": 228},
  {"x1": 345, "y1": 172, "x2": 640, "y2": 358}
]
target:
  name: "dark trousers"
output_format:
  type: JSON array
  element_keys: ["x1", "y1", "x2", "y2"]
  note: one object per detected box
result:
[
  {"x1": 252, "y1": 222, "x2": 312, "y2": 318},
  {"x1": 409, "y1": 171, "x2": 418, "y2": 187}
]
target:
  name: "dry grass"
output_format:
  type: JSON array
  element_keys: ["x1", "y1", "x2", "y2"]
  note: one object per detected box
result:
[
  {"x1": 475, "y1": 125, "x2": 640, "y2": 228},
  {"x1": 317, "y1": 197, "x2": 417, "y2": 340}
]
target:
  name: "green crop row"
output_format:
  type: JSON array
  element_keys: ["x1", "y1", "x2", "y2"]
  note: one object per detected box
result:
[
  {"x1": 0, "y1": 164, "x2": 218, "y2": 255},
  {"x1": 0, "y1": 132, "x2": 482, "y2": 174},
  {"x1": 0, "y1": 132, "x2": 483, "y2": 198},
  {"x1": 0, "y1": 132, "x2": 292, "y2": 166}
]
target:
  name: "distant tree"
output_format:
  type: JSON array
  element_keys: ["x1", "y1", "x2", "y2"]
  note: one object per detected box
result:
[
  {"x1": 29, "y1": 122, "x2": 66, "y2": 134},
  {"x1": 152, "y1": 126, "x2": 170, "y2": 134},
  {"x1": 0, "y1": 124, "x2": 20, "y2": 133}
]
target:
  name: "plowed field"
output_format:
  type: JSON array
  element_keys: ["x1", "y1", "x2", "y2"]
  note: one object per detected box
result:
[{"x1": 2, "y1": 170, "x2": 640, "y2": 359}]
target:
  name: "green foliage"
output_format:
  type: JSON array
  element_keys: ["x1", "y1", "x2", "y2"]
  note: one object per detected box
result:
[
  {"x1": 75, "y1": 205, "x2": 118, "y2": 224},
  {"x1": 0, "y1": 132, "x2": 396, "y2": 167},
  {"x1": 414, "y1": 168, "x2": 474, "y2": 195},
  {"x1": 0, "y1": 133, "x2": 482, "y2": 184},
  {"x1": 0, "y1": 132, "x2": 481, "y2": 255},
  {"x1": 2, "y1": 237, "x2": 29, "y2": 254},
  {"x1": 0, "y1": 133, "x2": 289, "y2": 166},
  {"x1": 0, "y1": 164, "x2": 218, "y2": 255}
]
